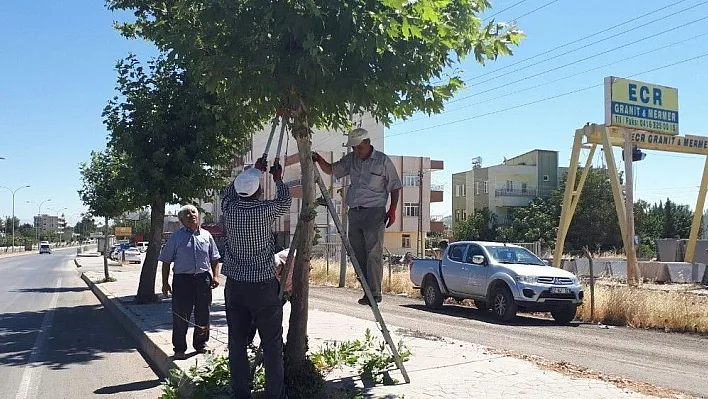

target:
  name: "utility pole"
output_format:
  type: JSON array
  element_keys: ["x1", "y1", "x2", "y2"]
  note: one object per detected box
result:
[
  {"x1": 339, "y1": 104, "x2": 354, "y2": 287},
  {"x1": 1, "y1": 185, "x2": 30, "y2": 252},
  {"x1": 417, "y1": 157, "x2": 424, "y2": 258},
  {"x1": 623, "y1": 131, "x2": 638, "y2": 285}
]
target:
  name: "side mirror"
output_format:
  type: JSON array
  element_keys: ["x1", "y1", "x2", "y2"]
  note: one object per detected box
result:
[
  {"x1": 472, "y1": 255, "x2": 486, "y2": 265},
  {"x1": 543, "y1": 259, "x2": 551, "y2": 266}
]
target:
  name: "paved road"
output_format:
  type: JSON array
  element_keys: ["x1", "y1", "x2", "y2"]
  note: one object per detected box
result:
[
  {"x1": 0, "y1": 247, "x2": 162, "y2": 399},
  {"x1": 309, "y1": 286, "x2": 708, "y2": 398}
]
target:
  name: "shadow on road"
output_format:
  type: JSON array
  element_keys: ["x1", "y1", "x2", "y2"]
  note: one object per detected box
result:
[
  {"x1": 0, "y1": 304, "x2": 138, "y2": 369},
  {"x1": 12, "y1": 287, "x2": 89, "y2": 294},
  {"x1": 398, "y1": 303, "x2": 580, "y2": 327},
  {"x1": 94, "y1": 379, "x2": 162, "y2": 395}
]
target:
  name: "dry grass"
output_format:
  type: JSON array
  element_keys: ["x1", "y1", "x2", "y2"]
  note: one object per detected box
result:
[
  {"x1": 309, "y1": 258, "x2": 418, "y2": 298},
  {"x1": 577, "y1": 283, "x2": 708, "y2": 333},
  {"x1": 308, "y1": 258, "x2": 708, "y2": 333}
]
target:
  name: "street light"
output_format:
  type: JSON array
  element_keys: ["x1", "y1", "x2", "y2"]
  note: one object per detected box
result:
[{"x1": 1, "y1": 185, "x2": 31, "y2": 252}]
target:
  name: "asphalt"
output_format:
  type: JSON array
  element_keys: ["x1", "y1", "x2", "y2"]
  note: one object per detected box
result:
[
  {"x1": 0, "y1": 246, "x2": 162, "y2": 399},
  {"x1": 308, "y1": 286, "x2": 708, "y2": 398}
]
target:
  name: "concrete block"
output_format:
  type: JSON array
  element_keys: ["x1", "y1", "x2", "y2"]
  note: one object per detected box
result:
[
  {"x1": 656, "y1": 239, "x2": 679, "y2": 262},
  {"x1": 664, "y1": 262, "x2": 706, "y2": 283},
  {"x1": 637, "y1": 262, "x2": 670, "y2": 283}
]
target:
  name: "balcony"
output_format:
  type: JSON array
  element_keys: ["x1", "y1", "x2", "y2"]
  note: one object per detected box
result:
[
  {"x1": 430, "y1": 183, "x2": 444, "y2": 203},
  {"x1": 495, "y1": 188, "x2": 537, "y2": 197}
]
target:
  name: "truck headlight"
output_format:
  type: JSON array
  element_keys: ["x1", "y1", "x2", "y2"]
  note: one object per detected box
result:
[{"x1": 515, "y1": 275, "x2": 537, "y2": 283}]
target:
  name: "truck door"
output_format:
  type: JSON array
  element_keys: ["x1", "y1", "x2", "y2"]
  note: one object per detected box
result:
[
  {"x1": 441, "y1": 243, "x2": 469, "y2": 294},
  {"x1": 463, "y1": 243, "x2": 489, "y2": 296}
]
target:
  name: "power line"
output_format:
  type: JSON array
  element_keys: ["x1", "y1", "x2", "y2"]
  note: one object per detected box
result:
[
  {"x1": 385, "y1": 52, "x2": 708, "y2": 139},
  {"x1": 464, "y1": 0, "x2": 708, "y2": 86},
  {"x1": 407, "y1": 32, "x2": 708, "y2": 122},
  {"x1": 464, "y1": 0, "x2": 695, "y2": 83},
  {"x1": 509, "y1": 0, "x2": 561, "y2": 21},
  {"x1": 483, "y1": 0, "x2": 531, "y2": 21},
  {"x1": 449, "y1": 15, "x2": 708, "y2": 104}
]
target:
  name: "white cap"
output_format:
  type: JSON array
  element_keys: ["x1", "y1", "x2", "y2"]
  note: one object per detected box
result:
[
  {"x1": 234, "y1": 167, "x2": 262, "y2": 197},
  {"x1": 345, "y1": 128, "x2": 370, "y2": 147}
]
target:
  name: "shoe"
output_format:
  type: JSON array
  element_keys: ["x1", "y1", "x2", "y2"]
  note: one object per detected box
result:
[
  {"x1": 357, "y1": 295, "x2": 382, "y2": 306},
  {"x1": 195, "y1": 346, "x2": 211, "y2": 354},
  {"x1": 174, "y1": 351, "x2": 186, "y2": 360}
]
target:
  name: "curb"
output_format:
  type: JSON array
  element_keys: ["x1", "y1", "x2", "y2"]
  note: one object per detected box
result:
[{"x1": 76, "y1": 265, "x2": 195, "y2": 397}]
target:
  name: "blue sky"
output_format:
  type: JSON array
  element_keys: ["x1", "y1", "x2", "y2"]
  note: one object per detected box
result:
[{"x1": 1, "y1": 1, "x2": 707, "y2": 226}]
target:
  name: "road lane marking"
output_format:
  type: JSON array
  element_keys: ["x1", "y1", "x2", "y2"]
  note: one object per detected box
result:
[{"x1": 15, "y1": 277, "x2": 62, "y2": 399}]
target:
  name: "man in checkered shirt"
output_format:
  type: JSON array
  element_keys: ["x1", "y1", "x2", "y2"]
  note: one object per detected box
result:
[{"x1": 221, "y1": 157, "x2": 291, "y2": 399}]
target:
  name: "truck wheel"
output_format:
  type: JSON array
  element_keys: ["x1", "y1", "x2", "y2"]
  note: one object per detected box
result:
[
  {"x1": 491, "y1": 285, "x2": 517, "y2": 321},
  {"x1": 422, "y1": 279, "x2": 444, "y2": 310},
  {"x1": 551, "y1": 305, "x2": 577, "y2": 324},
  {"x1": 473, "y1": 300, "x2": 488, "y2": 311}
]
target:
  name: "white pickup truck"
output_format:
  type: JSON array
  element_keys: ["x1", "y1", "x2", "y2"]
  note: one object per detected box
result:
[{"x1": 409, "y1": 241, "x2": 584, "y2": 323}]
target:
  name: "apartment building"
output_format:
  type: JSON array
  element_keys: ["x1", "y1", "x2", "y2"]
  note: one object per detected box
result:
[
  {"x1": 33, "y1": 214, "x2": 66, "y2": 235},
  {"x1": 451, "y1": 149, "x2": 559, "y2": 230},
  {"x1": 200, "y1": 113, "x2": 444, "y2": 256}
]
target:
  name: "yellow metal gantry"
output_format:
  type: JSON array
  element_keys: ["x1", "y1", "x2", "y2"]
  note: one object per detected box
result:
[{"x1": 552, "y1": 124, "x2": 708, "y2": 282}]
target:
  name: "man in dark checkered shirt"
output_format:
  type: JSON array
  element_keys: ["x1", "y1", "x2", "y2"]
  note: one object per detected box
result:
[{"x1": 221, "y1": 157, "x2": 291, "y2": 399}]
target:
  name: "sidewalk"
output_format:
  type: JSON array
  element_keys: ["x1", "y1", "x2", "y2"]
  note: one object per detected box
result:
[{"x1": 74, "y1": 255, "x2": 664, "y2": 399}]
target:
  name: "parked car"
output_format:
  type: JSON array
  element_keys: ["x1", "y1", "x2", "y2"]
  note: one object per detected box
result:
[
  {"x1": 136, "y1": 241, "x2": 149, "y2": 253},
  {"x1": 123, "y1": 248, "x2": 142, "y2": 264},
  {"x1": 39, "y1": 242, "x2": 52, "y2": 254},
  {"x1": 409, "y1": 241, "x2": 584, "y2": 323}
]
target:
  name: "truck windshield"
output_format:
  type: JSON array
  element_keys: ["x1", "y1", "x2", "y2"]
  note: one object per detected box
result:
[{"x1": 484, "y1": 246, "x2": 545, "y2": 266}]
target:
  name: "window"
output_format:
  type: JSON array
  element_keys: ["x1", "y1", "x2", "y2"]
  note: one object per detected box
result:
[
  {"x1": 454, "y1": 209, "x2": 461, "y2": 221},
  {"x1": 475, "y1": 181, "x2": 480, "y2": 195},
  {"x1": 462, "y1": 210, "x2": 467, "y2": 220},
  {"x1": 462, "y1": 184, "x2": 466, "y2": 197},
  {"x1": 403, "y1": 174, "x2": 420, "y2": 186},
  {"x1": 484, "y1": 245, "x2": 545, "y2": 266},
  {"x1": 402, "y1": 234, "x2": 411, "y2": 248},
  {"x1": 448, "y1": 244, "x2": 466, "y2": 262},
  {"x1": 455, "y1": 184, "x2": 460, "y2": 197},
  {"x1": 464, "y1": 244, "x2": 486, "y2": 264},
  {"x1": 521, "y1": 182, "x2": 528, "y2": 193},
  {"x1": 483, "y1": 181, "x2": 489, "y2": 193},
  {"x1": 403, "y1": 202, "x2": 419, "y2": 217},
  {"x1": 506, "y1": 180, "x2": 513, "y2": 191},
  {"x1": 543, "y1": 175, "x2": 550, "y2": 181}
]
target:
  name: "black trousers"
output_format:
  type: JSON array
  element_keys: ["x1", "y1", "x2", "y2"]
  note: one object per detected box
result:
[
  {"x1": 225, "y1": 278, "x2": 285, "y2": 399},
  {"x1": 172, "y1": 272, "x2": 212, "y2": 353}
]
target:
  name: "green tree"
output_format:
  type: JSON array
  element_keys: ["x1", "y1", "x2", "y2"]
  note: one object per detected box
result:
[
  {"x1": 78, "y1": 149, "x2": 134, "y2": 280},
  {"x1": 496, "y1": 197, "x2": 558, "y2": 248},
  {"x1": 74, "y1": 214, "x2": 99, "y2": 239},
  {"x1": 453, "y1": 207, "x2": 497, "y2": 241},
  {"x1": 102, "y1": 55, "x2": 256, "y2": 303},
  {"x1": 108, "y1": 0, "x2": 524, "y2": 368},
  {"x1": 562, "y1": 168, "x2": 622, "y2": 252}
]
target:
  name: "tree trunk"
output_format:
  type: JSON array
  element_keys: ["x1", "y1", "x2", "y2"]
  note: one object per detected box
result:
[
  {"x1": 135, "y1": 199, "x2": 166, "y2": 304},
  {"x1": 285, "y1": 107, "x2": 317, "y2": 367},
  {"x1": 104, "y1": 216, "x2": 110, "y2": 280}
]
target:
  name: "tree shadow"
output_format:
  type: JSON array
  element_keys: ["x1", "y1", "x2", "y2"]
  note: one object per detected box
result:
[
  {"x1": 12, "y1": 287, "x2": 89, "y2": 294},
  {"x1": 323, "y1": 375, "x2": 403, "y2": 399},
  {"x1": 398, "y1": 303, "x2": 581, "y2": 327},
  {"x1": 94, "y1": 379, "x2": 162, "y2": 394},
  {"x1": 0, "y1": 303, "x2": 139, "y2": 369}
]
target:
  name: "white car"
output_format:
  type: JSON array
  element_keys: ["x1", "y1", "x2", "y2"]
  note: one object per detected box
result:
[{"x1": 123, "y1": 248, "x2": 142, "y2": 264}]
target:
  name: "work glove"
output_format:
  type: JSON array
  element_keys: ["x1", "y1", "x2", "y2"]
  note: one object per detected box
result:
[
  {"x1": 270, "y1": 162, "x2": 283, "y2": 181},
  {"x1": 255, "y1": 156, "x2": 268, "y2": 172},
  {"x1": 385, "y1": 207, "x2": 396, "y2": 228}
]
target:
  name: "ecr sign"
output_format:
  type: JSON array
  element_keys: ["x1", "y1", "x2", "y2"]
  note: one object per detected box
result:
[{"x1": 604, "y1": 76, "x2": 679, "y2": 135}]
